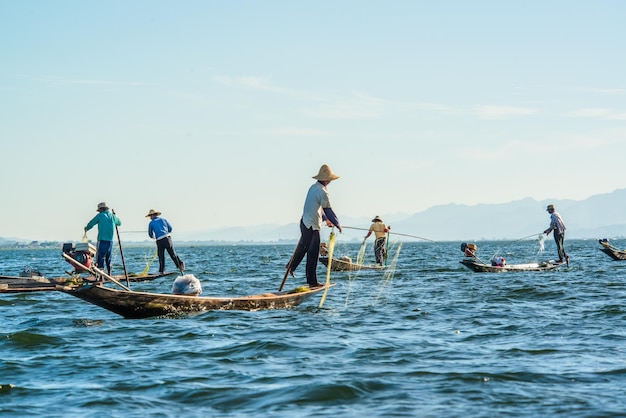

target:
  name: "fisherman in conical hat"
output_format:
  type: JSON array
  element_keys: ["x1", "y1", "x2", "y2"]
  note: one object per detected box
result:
[
  {"x1": 146, "y1": 209, "x2": 185, "y2": 275},
  {"x1": 84, "y1": 202, "x2": 122, "y2": 275},
  {"x1": 544, "y1": 204, "x2": 569, "y2": 265},
  {"x1": 364, "y1": 215, "x2": 391, "y2": 265},
  {"x1": 286, "y1": 164, "x2": 342, "y2": 288}
]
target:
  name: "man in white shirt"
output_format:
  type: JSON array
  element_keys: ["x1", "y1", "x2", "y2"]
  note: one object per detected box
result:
[{"x1": 286, "y1": 164, "x2": 342, "y2": 287}]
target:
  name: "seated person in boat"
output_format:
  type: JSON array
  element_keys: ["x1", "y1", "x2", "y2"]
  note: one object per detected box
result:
[{"x1": 491, "y1": 255, "x2": 506, "y2": 267}]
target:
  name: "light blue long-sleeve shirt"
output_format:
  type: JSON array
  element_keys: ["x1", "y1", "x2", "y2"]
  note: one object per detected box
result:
[{"x1": 85, "y1": 210, "x2": 121, "y2": 241}]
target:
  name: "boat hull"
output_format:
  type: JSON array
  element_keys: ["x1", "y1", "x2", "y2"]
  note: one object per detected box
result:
[
  {"x1": 0, "y1": 276, "x2": 71, "y2": 293},
  {"x1": 0, "y1": 271, "x2": 175, "y2": 293},
  {"x1": 460, "y1": 259, "x2": 562, "y2": 273},
  {"x1": 61, "y1": 283, "x2": 332, "y2": 319},
  {"x1": 319, "y1": 257, "x2": 385, "y2": 272},
  {"x1": 600, "y1": 247, "x2": 626, "y2": 260}
]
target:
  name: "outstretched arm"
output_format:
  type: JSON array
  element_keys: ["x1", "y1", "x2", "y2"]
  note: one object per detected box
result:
[{"x1": 322, "y1": 207, "x2": 342, "y2": 233}]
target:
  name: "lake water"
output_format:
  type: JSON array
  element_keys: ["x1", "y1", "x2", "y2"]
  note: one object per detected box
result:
[{"x1": 2, "y1": 238, "x2": 626, "y2": 417}]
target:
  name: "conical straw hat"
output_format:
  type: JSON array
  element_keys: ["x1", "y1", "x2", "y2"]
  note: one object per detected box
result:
[{"x1": 312, "y1": 164, "x2": 339, "y2": 181}]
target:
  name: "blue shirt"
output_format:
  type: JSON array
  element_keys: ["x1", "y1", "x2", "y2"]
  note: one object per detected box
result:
[
  {"x1": 148, "y1": 216, "x2": 173, "y2": 240},
  {"x1": 85, "y1": 210, "x2": 121, "y2": 241}
]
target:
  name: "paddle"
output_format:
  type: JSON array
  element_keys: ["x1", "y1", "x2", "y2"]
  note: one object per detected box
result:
[
  {"x1": 61, "y1": 252, "x2": 131, "y2": 291},
  {"x1": 319, "y1": 228, "x2": 336, "y2": 308},
  {"x1": 112, "y1": 209, "x2": 130, "y2": 289},
  {"x1": 279, "y1": 245, "x2": 299, "y2": 292}
]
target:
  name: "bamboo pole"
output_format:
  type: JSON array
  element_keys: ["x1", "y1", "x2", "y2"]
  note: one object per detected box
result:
[{"x1": 62, "y1": 253, "x2": 131, "y2": 291}]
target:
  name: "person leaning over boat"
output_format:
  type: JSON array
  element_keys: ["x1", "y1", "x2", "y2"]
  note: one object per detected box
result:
[
  {"x1": 286, "y1": 164, "x2": 342, "y2": 288},
  {"x1": 146, "y1": 209, "x2": 185, "y2": 274},
  {"x1": 84, "y1": 202, "x2": 121, "y2": 275},
  {"x1": 364, "y1": 215, "x2": 391, "y2": 265},
  {"x1": 543, "y1": 204, "x2": 569, "y2": 264}
]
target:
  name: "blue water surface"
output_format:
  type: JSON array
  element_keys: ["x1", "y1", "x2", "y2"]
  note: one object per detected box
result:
[{"x1": 2, "y1": 238, "x2": 626, "y2": 417}]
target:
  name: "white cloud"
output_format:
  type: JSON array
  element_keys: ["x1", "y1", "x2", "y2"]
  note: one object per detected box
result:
[
  {"x1": 474, "y1": 105, "x2": 538, "y2": 120},
  {"x1": 34, "y1": 76, "x2": 146, "y2": 87},
  {"x1": 212, "y1": 75, "x2": 283, "y2": 92},
  {"x1": 565, "y1": 108, "x2": 626, "y2": 120},
  {"x1": 584, "y1": 87, "x2": 626, "y2": 95},
  {"x1": 272, "y1": 127, "x2": 333, "y2": 137}
]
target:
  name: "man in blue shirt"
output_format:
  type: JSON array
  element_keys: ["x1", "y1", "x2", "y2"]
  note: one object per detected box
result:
[
  {"x1": 146, "y1": 209, "x2": 185, "y2": 274},
  {"x1": 85, "y1": 202, "x2": 121, "y2": 275},
  {"x1": 286, "y1": 164, "x2": 342, "y2": 287}
]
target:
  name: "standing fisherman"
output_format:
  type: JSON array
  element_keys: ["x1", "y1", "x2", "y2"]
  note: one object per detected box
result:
[
  {"x1": 85, "y1": 202, "x2": 121, "y2": 275},
  {"x1": 146, "y1": 209, "x2": 185, "y2": 274},
  {"x1": 364, "y1": 216, "x2": 391, "y2": 265},
  {"x1": 544, "y1": 204, "x2": 569, "y2": 265},
  {"x1": 286, "y1": 164, "x2": 342, "y2": 287}
]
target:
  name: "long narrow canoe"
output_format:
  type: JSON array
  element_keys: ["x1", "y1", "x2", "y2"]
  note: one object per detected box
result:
[
  {"x1": 319, "y1": 256, "x2": 385, "y2": 272},
  {"x1": 598, "y1": 241, "x2": 626, "y2": 260},
  {"x1": 460, "y1": 259, "x2": 563, "y2": 273},
  {"x1": 0, "y1": 271, "x2": 176, "y2": 293},
  {"x1": 0, "y1": 276, "x2": 66, "y2": 293},
  {"x1": 60, "y1": 283, "x2": 334, "y2": 319}
]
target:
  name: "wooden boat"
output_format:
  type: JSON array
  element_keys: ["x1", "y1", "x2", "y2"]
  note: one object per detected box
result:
[
  {"x1": 598, "y1": 239, "x2": 626, "y2": 260},
  {"x1": 0, "y1": 271, "x2": 176, "y2": 293},
  {"x1": 319, "y1": 256, "x2": 385, "y2": 272},
  {"x1": 0, "y1": 275, "x2": 72, "y2": 293},
  {"x1": 460, "y1": 258, "x2": 563, "y2": 273},
  {"x1": 60, "y1": 283, "x2": 333, "y2": 319}
]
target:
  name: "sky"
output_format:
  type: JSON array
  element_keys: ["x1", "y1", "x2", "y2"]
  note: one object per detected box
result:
[{"x1": 1, "y1": 1, "x2": 625, "y2": 242}]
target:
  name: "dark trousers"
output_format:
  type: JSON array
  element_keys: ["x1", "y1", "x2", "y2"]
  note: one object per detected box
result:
[
  {"x1": 374, "y1": 237, "x2": 386, "y2": 265},
  {"x1": 554, "y1": 231, "x2": 567, "y2": 261},
  {"x1": 96, "y1": 240, "x2": 113, "y2": 275},
  {"x1": 156, "y1": 236, "x2": 183, "y2": 273},
  {"x1": 288, "y1": 220, "x2": 321, "y2": 286}
]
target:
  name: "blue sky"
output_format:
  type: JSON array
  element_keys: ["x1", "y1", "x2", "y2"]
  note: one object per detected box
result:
[{"x1": 1, "y1": 1, "x2": 625, "y2": 241}]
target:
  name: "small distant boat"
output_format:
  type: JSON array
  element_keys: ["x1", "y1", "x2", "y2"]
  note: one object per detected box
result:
[
  {"x1": 458, "y1": 242, "x2": 563, "y2": 273},
  {"x1": 319, "y1": 256, "x2": 385, "y2": 272},
  {"x1": 460, "y1": 259, "x2": 563, "y2": 273},
  {"x1": 60, "y1": 283, "x2": 333, "y2": 319},
  {"x1": 598, "y1": 239, "x2": 626, "y2": 260}
]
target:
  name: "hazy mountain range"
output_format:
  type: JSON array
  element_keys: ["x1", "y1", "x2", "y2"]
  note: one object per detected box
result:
[
  {"x1": 3, "y1": 188, "x2": 625, "y2": 246},
  {"x1": 176, "y1": 188, "x2": 626, "y2": 243}
]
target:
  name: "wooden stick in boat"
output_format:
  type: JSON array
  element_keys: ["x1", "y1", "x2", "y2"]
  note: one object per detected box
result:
[
  {"x1": 279, "y1": 245, "x2": 299, "y2": 292},
  {"x1": 112, "y1": 209, "x2": 130, "y2": 288},
  {"x1": 62, "y1": 253, "x2": 131, "y2": 291}
]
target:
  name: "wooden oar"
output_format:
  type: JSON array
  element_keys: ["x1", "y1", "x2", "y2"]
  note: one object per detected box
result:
[
  {"x1": 319, "y1": 228, "x2": 336, "y2": 308},
  {"x1": 279, "y1": 245, "x2": 299, "y2": 292},
  {"x1": 112, "y1": 209, "x2": 130, "y2": 288},
  {"x1": 62, "y1": 253, "x2": 131, "y2": 291}
]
